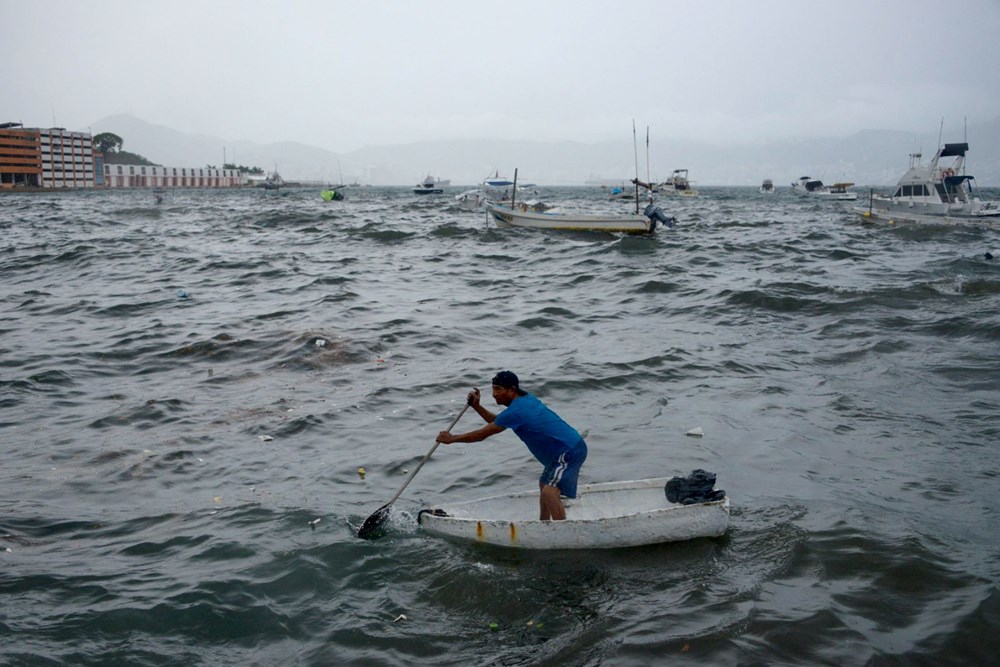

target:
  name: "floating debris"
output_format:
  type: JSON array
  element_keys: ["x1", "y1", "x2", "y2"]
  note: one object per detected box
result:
[
  {"x1": 685, "y1": 427, "x2": 704, "y2": 437},
  {"x1": 488, "y1": 622, "x2": 499, "y2": 631},
  {"x1": 315, "y1": 338, "x2": 327, "y2": 348},
  {"x1": 394, "y1": 614, "x2": 407, "y2": 623},
  {"x1": 260, "y1": 435, "x2": 273, "y2": 442},
  {"x1": 309, "y1": 518, "x2": 321, "y2": 529},
  {"x1": 357, "y1": 467, "x2": 366, "y2": 479},
  {"x1": 176, "y1": 289, "x2": 188, "y2": 299}
]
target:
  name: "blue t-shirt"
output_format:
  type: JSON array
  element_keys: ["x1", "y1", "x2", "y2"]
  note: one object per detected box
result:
[{"x1": 494, "y1": 393, "x2": 585, "y2": 467}]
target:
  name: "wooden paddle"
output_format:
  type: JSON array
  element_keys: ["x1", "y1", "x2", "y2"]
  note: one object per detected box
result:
[{"x1": 357, "y1": 402, "x2": 471, "y2": 539}]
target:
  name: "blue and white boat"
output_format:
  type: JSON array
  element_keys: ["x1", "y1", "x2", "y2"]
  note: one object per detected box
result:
[{"x1": 413, "y1": 175, "x2": 450, "y2": 195}]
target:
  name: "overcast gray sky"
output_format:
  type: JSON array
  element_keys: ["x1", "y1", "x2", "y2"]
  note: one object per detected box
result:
[{"x1": 3, "y1": 0, "x2": 999, "y2": 152}]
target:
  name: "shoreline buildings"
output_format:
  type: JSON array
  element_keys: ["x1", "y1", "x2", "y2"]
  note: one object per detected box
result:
[
  {"x1": 1, "y1": 122, "x2": 242, "y2": 191},
  {"x1": 101, "y1": 163, "x2": 242, "y2": 189}
]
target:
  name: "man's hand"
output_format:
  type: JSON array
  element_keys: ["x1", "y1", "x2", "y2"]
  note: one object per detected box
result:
[
  {"x1": 437, "y1": 431, "x2": 456, "y2": 444},
  {"x1": 467, "y1": 387, "x2": 481, "y2": 408}
]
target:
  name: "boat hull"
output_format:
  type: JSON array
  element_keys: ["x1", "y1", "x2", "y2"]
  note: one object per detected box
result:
[
  {"x1": 486, "y1": 203, "x2": 655, "y2": 234},
  {"x1": 810, "y1": 192, "x2": 858, "y2": 201},
  {"x1": 418, "y1": 477, "x2": 730, "y2": 550},
  {"x1": 855, "y1": 206, "x2": 1000, "y2": 229}
]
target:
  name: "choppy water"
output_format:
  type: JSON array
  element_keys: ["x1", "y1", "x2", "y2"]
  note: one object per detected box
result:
[{"x1": 2, "y1": 185, "x2": 999, "y2": 665}]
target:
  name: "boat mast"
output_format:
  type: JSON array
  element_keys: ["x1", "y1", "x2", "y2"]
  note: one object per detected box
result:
[
  {"x1": 511, "y1": 168, "x2": 517, "y2": 211},
  {"x1": 632, "y1": 120, "x2": 639, "y2": 215}
]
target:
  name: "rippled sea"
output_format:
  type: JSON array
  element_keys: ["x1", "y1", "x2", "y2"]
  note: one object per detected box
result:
[{"x1": 2, "y1": 185, "x2": 999, "y2": 665}]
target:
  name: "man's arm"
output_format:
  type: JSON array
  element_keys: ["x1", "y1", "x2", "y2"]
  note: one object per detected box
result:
[{"x1": 437, "y1": 422, "x2": 504, "y2": 444}]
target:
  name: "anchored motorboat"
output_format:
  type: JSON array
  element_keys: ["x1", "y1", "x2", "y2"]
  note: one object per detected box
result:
[{"x1": 855, "y1": 142, "x2": 1000, "y2": 228}]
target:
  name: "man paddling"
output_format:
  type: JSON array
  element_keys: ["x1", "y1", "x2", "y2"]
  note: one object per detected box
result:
[{"x1": 436, "y1": 371, "x2": 587, "y2": 521}]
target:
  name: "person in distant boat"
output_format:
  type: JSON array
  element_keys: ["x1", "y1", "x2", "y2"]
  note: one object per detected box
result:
[{"x1": 436, "y1": 371, "x2": 587, "y2": 521}]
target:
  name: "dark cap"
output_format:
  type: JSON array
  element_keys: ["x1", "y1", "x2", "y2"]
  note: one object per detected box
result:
[{"x1": 491, "y1": 370, "x2": 527, "y2": 395}]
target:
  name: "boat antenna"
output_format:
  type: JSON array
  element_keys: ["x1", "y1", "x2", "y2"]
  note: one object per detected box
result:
[
  {"x1": 646, "y1": 126, "x2": 650, "y2": 186},
  {"x1": 937, "y1": 117, "x2": 944, "y2": 149},
  {"x1": 632, "y1": 120, "x2": 640, "y2": 215}
]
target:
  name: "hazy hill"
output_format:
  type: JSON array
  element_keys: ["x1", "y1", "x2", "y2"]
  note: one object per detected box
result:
[{"x1": 90, "y1": 114, "x2": 1000, "y2": 187}]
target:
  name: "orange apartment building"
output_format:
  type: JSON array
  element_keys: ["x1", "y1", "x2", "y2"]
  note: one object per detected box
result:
[
  {"x1": 0, "y1": 123, "x2": 99, "y2": 189},
  {"x1": 1, "y1": 124, "x2": 40, "y2": 188},
  {"x1": 1, "y1": 122, "x2": 242, "y2": 190}
]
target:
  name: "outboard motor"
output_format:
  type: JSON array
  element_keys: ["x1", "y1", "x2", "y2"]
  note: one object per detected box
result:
[{"x1": 643, "y1": 203, "x2": 676, "y2": 229}]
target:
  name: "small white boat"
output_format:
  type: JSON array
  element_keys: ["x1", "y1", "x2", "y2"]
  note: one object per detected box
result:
[
  {"x1": 791, "y1": 176, "x2": 858, "y2": 200},
  {"x1": 608, "y1": 184, "x2": 639, "y2": 201},
  {"x1": 855, "y1": 142, "x2": 1000, "y2": 228},
  {"x1": 759, "y1": 179, "x2": 775, "y2": 194},
  {"x1": 418, "y1": 477, "x2": 730, "y2": 550},
  {"x1": 659, "y1": 169, "x2": 698, "y2": 196},
  {"x1": 413, "y1": 175, "x2": 450, "y2": 195},
  {"x1": 454, "y1": 188, "x2": 487, "y2": 209},
  {"x1": 480, "y1": 172, "x2": 538, "y2": 202},
  {"x1": 486, "y1": 201, "x2": 674, "y2": 234},
  {"x1": 260, "y1": 171, "x2": 285, "y2": 190}
]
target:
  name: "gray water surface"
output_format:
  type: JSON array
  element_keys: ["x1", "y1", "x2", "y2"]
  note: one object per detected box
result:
[{"x1": 2, "y1": 186, "x2": 998, "y2": 665}]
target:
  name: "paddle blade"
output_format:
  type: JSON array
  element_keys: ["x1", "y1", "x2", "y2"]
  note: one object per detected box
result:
[{"x1": 357, "y1": 503, "x2": 392, "y2": 540}]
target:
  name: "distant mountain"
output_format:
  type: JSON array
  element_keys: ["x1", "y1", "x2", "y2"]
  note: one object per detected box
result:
[
  {"x1": 89, "y1": 114, "x2": 1000, "y2": 187},
  {"x1": 91, "y1": 114, "x2": 346, "y2": 183}
]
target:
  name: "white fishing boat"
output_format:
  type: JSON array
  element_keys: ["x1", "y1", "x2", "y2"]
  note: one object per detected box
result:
[
  {"x1": 759, "y1": 179, "x2": 775, "y2": 194},
  {"x1": 482, "y1": 172, "x2": 515, "y2": 201},
  {"x1": 855, "y1": 142, "x2": 1000, "y2": 228},
  {"x1": 413, "y1": 174, "x2": 450, "y2": 195},
  {"x1": 792, "y1": 176, "x2": 858, "y2": 200},
  {"x1": 486, "y1": 201, "x2": 673, "y2": 234},
  {"x1": 260, "y1": 170, "x2": 285, "y2": 190},
  {"x1": 659, "y1": 169, "x2": 698, "y2": 196},
  {"x1": 816, "y1": 182, "x2": 857, "y2": 200},
  {"x1": 418, "y1": 477, "x2": 730, "y2": 550}
]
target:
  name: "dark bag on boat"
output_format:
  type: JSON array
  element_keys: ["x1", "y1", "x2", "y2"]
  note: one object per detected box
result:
[{"x1": 665, "y1": 469, "x2": 725, "y2": 505}]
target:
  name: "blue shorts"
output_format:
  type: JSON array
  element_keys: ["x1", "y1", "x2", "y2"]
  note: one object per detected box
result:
[{"x1": 539, "y1": 441, "x2": 587, "y2": 498}]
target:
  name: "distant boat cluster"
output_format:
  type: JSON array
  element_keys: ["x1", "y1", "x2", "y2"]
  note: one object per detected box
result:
[{"x1": 382, "y1": 135, "x2": 999, "y2": 234}]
